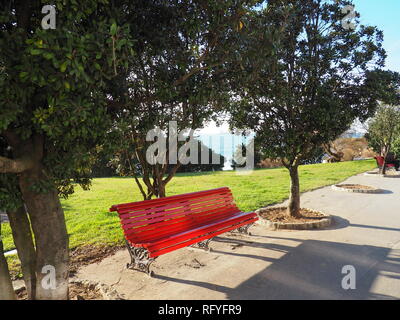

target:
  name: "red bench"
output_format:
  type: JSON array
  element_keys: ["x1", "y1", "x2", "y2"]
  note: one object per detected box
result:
[
  {"x1": 374, "y1": 156, "x2": 395, "y2": 169},
  {"x1": 110, "y1": 187, "x2": 258, "y2": 276}
]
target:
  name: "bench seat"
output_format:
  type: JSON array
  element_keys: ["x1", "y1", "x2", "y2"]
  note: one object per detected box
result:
[
  {"x1": 137, "y1": 210, "x2": 257, "y2": 257},
  {"x1": 110, "y1": 187, "x2": 257, "y2": 275}
]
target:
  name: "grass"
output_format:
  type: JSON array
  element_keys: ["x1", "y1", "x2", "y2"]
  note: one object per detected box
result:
[{"x1": 2, "y1": 159, "x2": 376, "y2": 253}]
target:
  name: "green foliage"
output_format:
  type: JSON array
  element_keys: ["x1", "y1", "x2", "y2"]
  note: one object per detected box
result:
[
  {"x1": 392, "y1": 137, "x2": 400, "y2": 157},
  {"x1": 105, "y1": 0, "x2": 269, "y2": 198},
  {"x1": 0, "y1": 173, "x2": 22, "y2": 211},
  {"x1": 1, "y1": 0, "x2": 270, "y2": 204},
  {"x1": 0, "y1": 0, "x2": 133, "y2": 200},
  {"x1": 228, "y1": 0, "x2": 389, "y2": 168},
  {"x1": 0, "y1": 137, "x2": 22, "y2": 211},
  {"x1": 366, "y1": 104, "x2": 400, "y2": 155}
]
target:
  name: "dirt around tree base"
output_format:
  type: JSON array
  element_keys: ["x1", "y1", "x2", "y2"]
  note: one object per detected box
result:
[
  {"x1": 258, "y1": 207, "x2": 326, "y2": 223},
  {"x1": 332, "y1": 184, "x2": 383, "y2": 193},
  {"x1": 16, "y1": 281, "x2": 102, "y2": 300},
  {"x1": 15, "y1": 280, "x2": 124, "y2": 300},
  {"x1": 256, "y1": 207, "x2": 331, "y2": 230},
  {"x1": 11, "y1": 245, "x2": 125, "y2": 299},
  {"x1": 9, "y1": 244, "x2": 124, "y2": 281},
  {"x1": 69, "y1": 244, "x2": 125, "y2": 277},
  {"x1": 364, "y1": 170, "x2": 400, "y2": 177},
  {"x1": 69, "y1": 281, "x2": 103, "y2": 300}
]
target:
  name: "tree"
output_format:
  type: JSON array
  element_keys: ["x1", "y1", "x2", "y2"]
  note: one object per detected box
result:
[
  {"x1": 366, "y1": 104, "x2": 400, "y2": 174},
  {"x1": 0, "y1": 0, "x2": 133, "y2": 299},
  {"x1": 107, "y1": 0, "x2": 267, "y2": 199},
  {"x1": 0, "y1": 0, "x2": 268, "y2": 298},
  {"x1": 228, "y1": 0, "x2": 390, "y2": 217}
]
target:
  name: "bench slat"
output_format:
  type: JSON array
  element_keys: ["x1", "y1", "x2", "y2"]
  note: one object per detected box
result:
[
  {"x1": 123, "y1": 205, "x2": 238, "y2": 237},
  {"x1": 119, "y1": 195, "x2": 235, "y2": 224},
  {"x1": 121, "y1": 200, "x2": 238, "y2": 230},
  {"x1": 118, "y1": 191, "x2": 234, "y2": 217},
  {"x1": 123, "y1": 207, "x2": 241, "y2": 243},
  {"x1": 111, "y1": 187, "x2": 231, "y2": 212},
  {"x1": 146, "y1": 216, "x2": 258, "y2": 257},
  {"x1": 144, "y1": 211, "x2": 257, "y2": 251}
]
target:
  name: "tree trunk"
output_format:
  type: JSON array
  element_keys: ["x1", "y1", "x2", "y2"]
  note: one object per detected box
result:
[
  {"x1": 381, "y1": 147, "x2": 391, "y2": 175},
  {"x1": 18, "y1": 168, "x2": 69, "y2": 300},
  {"x1": 158, "y1": 182, "x2": 166, "y2": 198},
  {"x1": 7, "y1": 206, "x2": 37, "y2": 300},
  {"x1": 381, "y1": 156, "x2": 387, "y2": 175},
  {"x1": 287, "y1": 165, "x2": 301, "y2": 217},
  {"x1": 0, "y1": 222, "x2": 16, "y2": 300},
  {"x1": 380, "y1": 150, "x2": 387, "y2": 175}
]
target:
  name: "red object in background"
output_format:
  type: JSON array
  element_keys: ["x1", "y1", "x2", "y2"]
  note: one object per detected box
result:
[{"x1": 374, "y1": 156, "x2": 395, "y2": 168}]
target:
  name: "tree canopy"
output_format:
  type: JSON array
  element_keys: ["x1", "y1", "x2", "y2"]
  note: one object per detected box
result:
[
  {"x1": 228, "y1": 0, "x2": 393, "y2": 216},
  {"x1": 366, "y1": 104, "x2": 400, "y2": 173},
  {"x1": 0, "y1": 0, "x2": 268, "y2": 299},
  {"x1": 0, "y1": 0, "x2": 137, "y2": 299},
  {"x1": 106, "y1": 0, "x2": 269, "y2": 198}
]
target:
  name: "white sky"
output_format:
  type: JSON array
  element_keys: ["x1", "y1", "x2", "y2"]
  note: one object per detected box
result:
[{"x1": 197, "y1": 120, "x2": 231, "y2": 136}]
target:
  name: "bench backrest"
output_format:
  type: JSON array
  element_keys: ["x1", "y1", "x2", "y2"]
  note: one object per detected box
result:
[{"x1": 110, "y1": 187, "x2": 239, "y2": 244}]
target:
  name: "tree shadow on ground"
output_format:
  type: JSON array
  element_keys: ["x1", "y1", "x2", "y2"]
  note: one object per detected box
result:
[
  {"x1": 379, "y1": 189, "x2": 393, "y2": 194},
  {"x1": 154, "y1": 236, "x2": 399, "y2": 300},
  {"x1": 276, "y1": 215, "x2": 400, "y2": 233},
  {"x1": 225, "y1": 238, "x2": 396, "y2": 299}
]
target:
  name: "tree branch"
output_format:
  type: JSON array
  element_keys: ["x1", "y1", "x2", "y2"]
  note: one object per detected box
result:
[
  {"x1": 163, "y1": 163, "x2": 181, "y2": 185},
  {"x1": 0, "y1": 156, "x2": 34, "y2": 173},
  {"x1": 173, "y1": 62, "x2": 221, "y2": 87}
]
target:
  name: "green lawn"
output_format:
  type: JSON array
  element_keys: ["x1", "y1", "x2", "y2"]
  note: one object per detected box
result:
[{"x1": 2, "y1": 159, "x2": 376, "y2": 253}]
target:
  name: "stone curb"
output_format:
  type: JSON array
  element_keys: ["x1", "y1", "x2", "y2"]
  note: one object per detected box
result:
[
  {"x1": 331, "y1": 184, "x2": 384, "y2": 194},
  {"x1": 364, "y1": 171, "x2": 400, "y2": 178},
  {"x1": 255, "y1": 207, "x2": 332, "y2": 230}
]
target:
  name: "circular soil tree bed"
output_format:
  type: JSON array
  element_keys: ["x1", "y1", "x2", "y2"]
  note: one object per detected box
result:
[
  {"x1": 364, "y1": 171, "x2": 379, "y2": 176},
  {"x1": 332, "y1": 184, "x2": 383, "y2": 193},
  {"x1": 256, "y1": 207, "x2": 331, "y2": 230},
  {"x1": 364, "y1": 170, "x2": 400, "y2": 178}
]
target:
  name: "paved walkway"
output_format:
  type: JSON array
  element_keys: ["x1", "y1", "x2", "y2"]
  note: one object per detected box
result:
[{"x1": 75, "y1": 171, "x2": 400, "y2": 299}]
